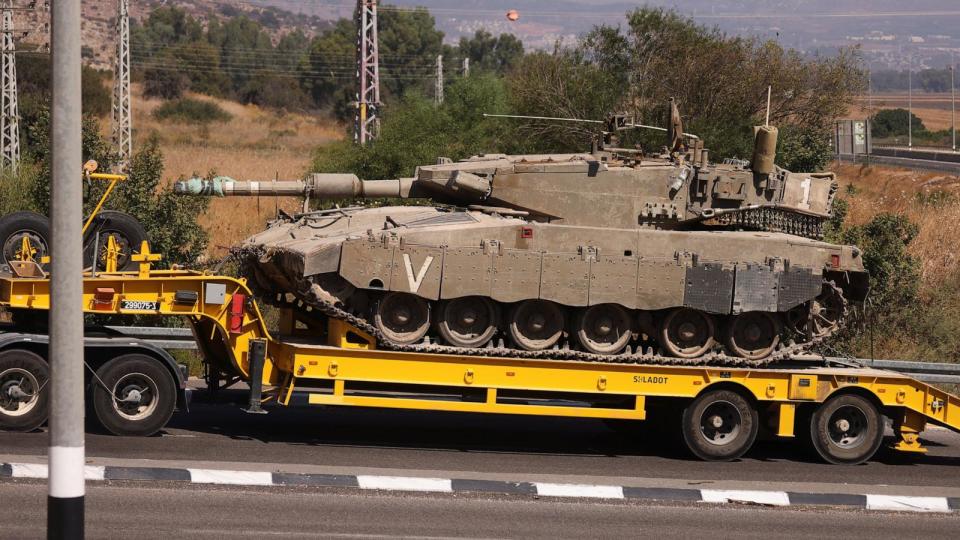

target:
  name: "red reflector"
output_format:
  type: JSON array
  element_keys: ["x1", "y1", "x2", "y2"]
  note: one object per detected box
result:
[
  {"x1": 830, "y1": 254, "x2": 841, "y2": 269},
  {"x1": 93, "y1": 287, "x2": 115, "y2": 307},
  {"x1": 229, "y1": 293, "x2": 246, "y2": 334},
  {"x1": 520, "y1": 226, "x2": 534, "y2": 239}
]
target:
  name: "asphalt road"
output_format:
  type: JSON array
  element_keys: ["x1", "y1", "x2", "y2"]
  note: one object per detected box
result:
[
  {"x1": 2, "y1": 392, "x2": 960, "y2": 489},
  {"x1": 2, "y1": 481, "x2": 958, "y2": 540}
]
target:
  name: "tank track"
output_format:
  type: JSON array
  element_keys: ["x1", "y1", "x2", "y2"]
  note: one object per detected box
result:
[
  {"x1": 708, "y1": 207, "x2": 825, "y2": 240},
  {"x1": 233, "y1": 247, "x2": 846, "y2": 369}
]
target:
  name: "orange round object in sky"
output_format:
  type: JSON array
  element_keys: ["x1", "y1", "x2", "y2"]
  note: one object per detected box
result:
[{"x1": 506, "y1": 9, "x2": 520, "y2": 21}]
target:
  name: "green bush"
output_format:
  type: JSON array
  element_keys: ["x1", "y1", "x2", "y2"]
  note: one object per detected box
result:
[
  {"x1": 313, "y1": 74, "x2": 521, "y2": 181},
  {"x1": 839, "y1": 213, "x2": 920, "y2": 319},
  {"x1": 153, "y1": 99, "x2": 232, "y2": 124},
  {"x1": 870, "y1": 108, "x2": 925, "y2": 138}
]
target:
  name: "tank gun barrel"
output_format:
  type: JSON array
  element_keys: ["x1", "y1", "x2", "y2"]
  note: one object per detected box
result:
[{"x1": 173, "y1": 174, "x2": 415, "y2": 199}]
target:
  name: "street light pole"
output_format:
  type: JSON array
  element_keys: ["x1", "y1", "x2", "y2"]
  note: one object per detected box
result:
[
  {"x1": 952, "y1": 62, "x2": 956, "y2": 152},
  {"x1": 48, "y1": 0, "x2": 85, "y2": 537},
  {"x1": 908, "y1": 63, "x2": 913, "y2": 148}
]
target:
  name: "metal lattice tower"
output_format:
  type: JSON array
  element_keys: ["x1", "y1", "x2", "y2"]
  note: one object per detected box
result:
[
  {"x1": 1, "y1": 1, "x2": 20, "y2": 173},
  {"x1": 354, "y1": 0, "x2": 380, "y2": 145},
  {"x1": 111, "y1": 0, "x2": 131, "y2": 165},
  {"x1": 435, "y1": 54, "x2": 443, "y2": 105}
]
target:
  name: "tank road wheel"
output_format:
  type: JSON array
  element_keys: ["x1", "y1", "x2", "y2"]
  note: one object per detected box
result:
[
  {"x1": 810, "y1": 290, "x2": 844, "y2": 338},
  {"x1": 508, "y1": 300, "x2": 564, "y2": 351},
  {"x1": 659, "y1": 308, "x2": 715, "y2": 358},
  {"x1": 91, "y1": 355, "x2": 177, "y2": 436},
  {"x1": 682, "y1": 389, "x2": 758, "y2": 461},
  {"x1": 810, "y1": 394, "x2": 883, "y2": 465},
  {"x1": 374, "y1": 292, "x2": 431, "y2": 345},
  {"x1": 437, "y1": 297, "x2": 498, "y2": 348},
  {"x1": 0, "y1": 211, "x2": 51, "y2": 267},
  {"x1": 0, "y1": 350, "x2": 50, "y2": 432},
  {"x1": 576, "y1": 304, "x2": 632, "y2": 355},
  {"x1": 726, "y1": 312, "x2": 782, "y2": 360}
]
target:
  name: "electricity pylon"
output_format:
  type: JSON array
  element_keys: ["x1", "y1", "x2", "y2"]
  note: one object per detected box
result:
[
  {"x1": 354, "y1": 0, "x2": 380, "y2": 145},
  {"x1": 1, "y1": 0, "x2": 20, "y2": 173},
  {"x1": 111, "y1": 0, "x2": 131, "y2": 166}
]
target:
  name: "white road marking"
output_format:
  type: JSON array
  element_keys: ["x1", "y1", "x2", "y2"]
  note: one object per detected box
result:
[
  {"x1": 188, "y1": 468, "x2": 274, "y2": 486},
  {"x1": 11, "y1": 463, "x2": 48, "y2": 479},
  {"x1": 357, "y1": 475, "x2": 452, "y2": 493},
  {"x1": 535, "y1": 483, "x2": 625, "y2": 499},
  {"x1": 701, "y1": 489, "x2": 790, "y2": 506},
  {"x1": 866, "y1": 495, "x2": 951, "y2": 513},
  {"x1": 402, "y1": 254, "x2": 434, "y2": 293}
]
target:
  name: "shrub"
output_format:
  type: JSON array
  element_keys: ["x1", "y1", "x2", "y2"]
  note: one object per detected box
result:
[{"x1": 153, "y1": 99, "x2": 233, "y2": 124}]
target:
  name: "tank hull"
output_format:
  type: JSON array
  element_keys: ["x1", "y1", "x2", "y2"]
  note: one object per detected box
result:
[{"x1": 236, "y1": 205, "x2": 867, "y2": 358}]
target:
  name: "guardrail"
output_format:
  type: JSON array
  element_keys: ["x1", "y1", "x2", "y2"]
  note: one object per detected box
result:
[{"x1": 107, "y1": 326, "x2": 960, "y2": 384}]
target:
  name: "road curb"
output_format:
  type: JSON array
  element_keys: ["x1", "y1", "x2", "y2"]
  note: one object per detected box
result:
[{"x1": 1, "y1": 461, "x2": 956, "y2": 513}]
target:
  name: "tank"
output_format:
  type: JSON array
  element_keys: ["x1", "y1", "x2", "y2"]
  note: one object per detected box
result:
[{"x1": 175, "y1": 110, "x2": 868, "y2": 364}]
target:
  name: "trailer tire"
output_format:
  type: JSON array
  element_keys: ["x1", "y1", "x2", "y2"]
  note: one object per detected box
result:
[
  {"x1": 0, "y1": 211, "x2": 51, "y2": 267},
  {"x1": 682, "y1": 389, "x2": 758, "y2": 461},
  {"x1": 91, "y1": 354, "x2": 176, "y2": 436},
  {"x1": 0, "y1": 349, "x2": 50, "y2": 431},
  {"x1": 83, "y1": 210, "x2": 147, "y2": 272},
  {"x1": 810, "y1": 393, "x2": 883, "y2": 465}
]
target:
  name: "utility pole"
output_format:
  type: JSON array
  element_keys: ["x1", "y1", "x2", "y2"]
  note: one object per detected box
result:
[
  {"x1": 435, "y1": 54, "x2": 443, "y2": 105},
  {"x1": 462, "y1": 57, "x2": 469, "y2": 77},
  {"x1": 49, "y1": 0, "x2": 85, "y2": 536},
  {"x1": 354, "y1": 0, "x2": 380, "y2": 145},
  {"x1": 111, "y1": 0, "x2": 131, "y2": 166},
  {"x1": 1, "y1": 0, "x2": 20, "y2": 173}
]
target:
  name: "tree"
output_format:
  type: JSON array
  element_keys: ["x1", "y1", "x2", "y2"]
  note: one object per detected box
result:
[
  {"x1": 313, "y1": 75, "x2": 521, "y2": 181},
  {"x1": 115, "y1": 138, "x2": 209, "y2": 266},
  {"x1": 510, "y1": 8, "x2": 865, "y2": 159},
  {"x1": 870, "y1": 108, "x2": 925, "y2": 138},
  {"x1": 458, "y1": 30, "x2": 524, "y2": 74}
]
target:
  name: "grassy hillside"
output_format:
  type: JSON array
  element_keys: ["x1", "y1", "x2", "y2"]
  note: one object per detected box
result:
[
  {"x1": 833, "y1": 162, "x2": 960, "y2": 361},
  {"x1": 128, "y1": 85, "x2": 343, "y2": 256}
]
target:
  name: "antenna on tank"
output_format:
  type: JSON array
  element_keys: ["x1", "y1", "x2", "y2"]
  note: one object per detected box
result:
[{"x1": 765, "y1": 85, "x2": 772, "y2": 127}]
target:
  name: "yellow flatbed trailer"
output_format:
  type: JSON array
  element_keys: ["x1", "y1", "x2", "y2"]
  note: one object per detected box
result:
[{"x1": 1, "y1": 247, "x2": 959, "y2": 465}]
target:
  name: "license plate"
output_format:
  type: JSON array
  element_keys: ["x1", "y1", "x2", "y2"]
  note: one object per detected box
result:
[{"x1": 120, "y1": 300, "x2": 160, "y2": 311}]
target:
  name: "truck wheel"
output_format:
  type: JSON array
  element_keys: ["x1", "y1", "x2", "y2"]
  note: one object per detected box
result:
[
  {"x1": 83, "y1": 211, "x2": 147, "y2": 272},
  {"x1": 682, "y1": 389, "x2": 758, "y2": 461},
  {"x1": 810, "y1": 393, "x2": 883, "y2": 465},
  {"x1": 91, "y1": 354, "x2": 176, "y2": 436},
  {"x1": 0, "y1": 349, "x2": 50, "y2": 431},
  {"x1": 0, "y1": 211, "x2": 51, "y2": 267}
]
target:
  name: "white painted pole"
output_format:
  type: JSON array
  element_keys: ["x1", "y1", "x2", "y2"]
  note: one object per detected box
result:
[{"x1": 48, "y1": 0, "x2": 85, "y2": 537}]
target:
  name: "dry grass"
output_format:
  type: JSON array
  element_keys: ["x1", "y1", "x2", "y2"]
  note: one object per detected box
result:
[
  {"x1": 833, "y1": 162, "x2": 960, "y2": 286},
  {"x1": 120, "y1": 85, "x2": 346, "y2": 255},
  {"x1": 851, "y1": 93, "x2": 957, "y2": 130}
]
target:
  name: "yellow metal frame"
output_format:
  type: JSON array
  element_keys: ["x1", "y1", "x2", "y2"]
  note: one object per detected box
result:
[
  {"x1": 8, "y1": 170, "x2": 128, "y2": 266},
  {"x1": 81, "y1": 172, "x2": 127, "y2": 237},
  {"x1": 2, "y1": 244, "x2": 959, "y2": 453}
]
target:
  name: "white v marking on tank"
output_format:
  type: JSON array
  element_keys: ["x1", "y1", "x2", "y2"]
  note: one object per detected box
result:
[{"x1": 403, "y1": 254, "x2": 434, "y2": 293}]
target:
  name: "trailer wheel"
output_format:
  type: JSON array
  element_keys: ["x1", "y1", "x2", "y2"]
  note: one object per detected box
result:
[
  {"x1": 91, "y1": 354, "x2": 176, "y2": 436},
  {"x1": 810, "y1": 393, "x2": 883, "y2": 465},
  {"x1": 82, "y1": 210, "x2": 147, "y2": 272},
  {"x1": 0, "y1": 349, "x2": 50, "y2": 431},
  {"x1": 682, "y1": 389, "x2": 758, "y2": 461},
  {"x1": 0, "y1": 211, "x2": 51, "y2": 267}
]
